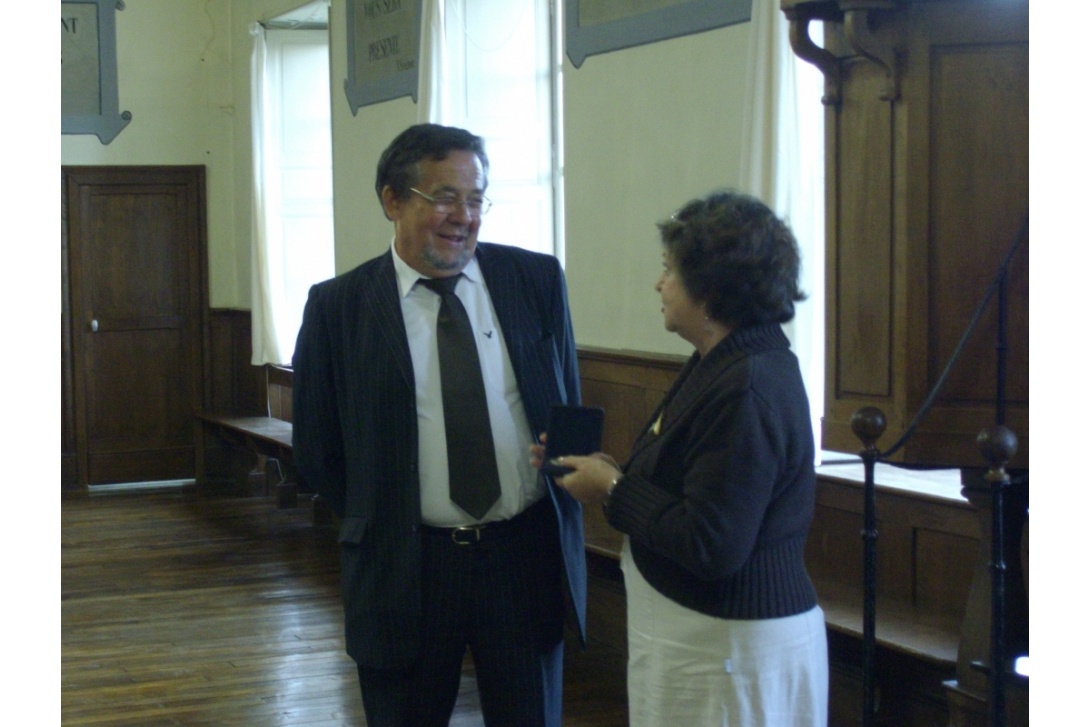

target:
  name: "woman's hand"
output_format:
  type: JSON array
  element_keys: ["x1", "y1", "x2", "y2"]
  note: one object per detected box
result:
[
  {"x1": 531, "y1": 433, "x2": 621, "y2": 504},
  {"x1": 552, "y1": 455, "x2": 620, "y2": 505}
]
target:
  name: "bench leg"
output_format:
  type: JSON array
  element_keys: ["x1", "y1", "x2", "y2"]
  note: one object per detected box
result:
[{"x1": 264, "y1": 458, "x2": 300, "y2": 509}]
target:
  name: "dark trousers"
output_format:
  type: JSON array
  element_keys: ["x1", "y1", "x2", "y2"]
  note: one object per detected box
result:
[{"x1": 356, "y1": 499, "x2": 566, "y2": 727}]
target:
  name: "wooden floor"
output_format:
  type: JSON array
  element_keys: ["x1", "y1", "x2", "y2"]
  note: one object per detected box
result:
[{"x1": 61, "y1": 488, "x2": 628, "y2": 726}]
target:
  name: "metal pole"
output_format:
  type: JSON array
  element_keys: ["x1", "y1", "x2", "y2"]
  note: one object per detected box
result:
[
  {"x1": 978, "y1": 425, "x2": 1017, "y2": 727},
  {"x1": 861, "y1": 449, "x2": 878, "y2": 726},
  {"x1": 852, "y1": 407, "x2": 886, "y2": 727}
]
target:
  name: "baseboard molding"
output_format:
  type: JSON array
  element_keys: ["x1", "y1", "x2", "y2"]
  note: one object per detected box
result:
[{"x1": 88, "y1": 479, "x2": 197, "y2": 495}]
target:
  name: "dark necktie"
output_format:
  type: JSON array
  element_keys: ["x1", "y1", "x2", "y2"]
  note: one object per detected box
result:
[{"x1": 419, "y1": 275, "x2": 502, "y2": 520}]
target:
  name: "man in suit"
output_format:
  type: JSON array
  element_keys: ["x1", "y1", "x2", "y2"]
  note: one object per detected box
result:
[{"x1": 292, "y1": 123, "x2": 586, "y2": 727}]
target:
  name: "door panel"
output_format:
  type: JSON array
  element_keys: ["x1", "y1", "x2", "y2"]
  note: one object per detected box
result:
[
  {"x1": 64, "y1": 167, "x2": 206, "y2": 486},
  {"x1": 62, "y1": 174, "x2": 77, "y2": 490}
]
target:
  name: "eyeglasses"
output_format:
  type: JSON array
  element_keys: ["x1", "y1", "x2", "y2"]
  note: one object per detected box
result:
[{"x1": 409, "y1": 187, "x2": 492, "y2": 217}]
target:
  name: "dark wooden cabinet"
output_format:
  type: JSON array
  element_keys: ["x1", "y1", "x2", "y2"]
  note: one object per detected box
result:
[{"x1": 62, "y1": 166, "x2": 208, "y2": 489}]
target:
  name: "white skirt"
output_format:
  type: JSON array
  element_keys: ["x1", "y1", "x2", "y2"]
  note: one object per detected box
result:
[{"x1": 621, "y1": 539, "x2": 828, "y2": 727}]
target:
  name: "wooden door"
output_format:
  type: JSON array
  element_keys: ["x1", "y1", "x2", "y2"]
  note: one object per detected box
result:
[{"x1": 64, "y1": 166, "x2": 207, "y2": 486}]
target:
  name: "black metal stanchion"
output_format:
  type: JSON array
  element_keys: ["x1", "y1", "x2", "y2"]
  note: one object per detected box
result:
[
  {"x1": 976, "y1": 425, "x2": 1017, "y2": 727},
  {"x1": 851, "y1": 406, "x2": 887, "y2": 727}
]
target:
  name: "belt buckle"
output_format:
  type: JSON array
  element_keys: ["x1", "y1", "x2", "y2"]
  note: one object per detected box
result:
[{"x1": 451, "y1": 525, "x2": 484, "y2": 545}]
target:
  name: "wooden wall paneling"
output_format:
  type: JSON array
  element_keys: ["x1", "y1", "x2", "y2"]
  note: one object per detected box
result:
[
  {"x1": 806, "y1": 503, "x2": 864, "y2": 585},
  {"x1": 207, "y1": 310, "x2": 238, "y2": 413},
  {"x1": 200, "y1": 309, "x2": 269, "y2": 495},
  {"x1": 802, "y1": 0, "x2": 1029, "y2": 469},
  {"x1": 207, "y1": 309, "x2": 266, "y2": 416},
  {"x1": 577, "y1": 347, "x2": 685, "y2": 558},
  {"x1": 927, "y1": 47, "x2": 1029, "y2": 403},
  {"x1": 914, "y1": 528, "x2": 978, "y2": 617},
  {"x1": 823, "y1": 16, "x2": 902, "y2": 459},
  {"x1": 809, "y1": 475, "x2": 979, "y2": 615},
  {"x1": 577, "y1": 347, "x2": 683, "y2": 457},
  {"x1": 908, "y1": 1, "x2": 1030, "y2": 469},
  {"x1": 267, "y1": 365, "x2": 294, "y2": 421},
  {"x1": 580, "y1": 379, "x2": 641, "y2": 461},
  {"x1": 832, "y1": 61, "x2": 895, "y2": 401},
  {"x1": 877, "y1": 518, "x2": 915, "y2": 604}
]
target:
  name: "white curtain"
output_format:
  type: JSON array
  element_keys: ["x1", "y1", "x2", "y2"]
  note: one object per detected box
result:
[
  {"x1": 249, "y1": 24, "x2": 335, "y2": 366},
  {"x1": 417, "y1": 0, "x2": 467, "y2": 125},
  {"x1": 739, "y1": 1, "x2": 826, "y2": 457},
  {"x1": 250, "y1": 22, "x2": 284, "y2": 366}
]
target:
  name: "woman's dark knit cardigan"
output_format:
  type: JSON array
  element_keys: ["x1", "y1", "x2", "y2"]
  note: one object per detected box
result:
[{"x1": 605, "y1": 323, "x2": 819, "y2": 620}]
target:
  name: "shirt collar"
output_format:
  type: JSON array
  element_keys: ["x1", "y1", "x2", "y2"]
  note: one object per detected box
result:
[{"x1": 390, "y1": 239, "x2": 482, "y2": 299}]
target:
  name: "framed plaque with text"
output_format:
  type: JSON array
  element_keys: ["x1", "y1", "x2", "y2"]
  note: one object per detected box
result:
[
  {"x1": 62, "y1": 0, "x2": 131, "y2": 144},
  {"x1": 565, "y1": 0, "x2": 750, "y2": 68},
  {"x1": 344, "y1": 0, "x2": 423, "y2": 114}
]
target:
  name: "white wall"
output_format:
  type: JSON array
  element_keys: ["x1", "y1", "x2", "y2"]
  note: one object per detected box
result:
[
  {"x1": 60, "y1": 0, "x2": 754, "y2": 357},
  {"x1": 561, "y1": 24, "x2": 751, "y2": 357},
  {"x1": 328, "y1": 0, "x2": 415, "y2": 275}
]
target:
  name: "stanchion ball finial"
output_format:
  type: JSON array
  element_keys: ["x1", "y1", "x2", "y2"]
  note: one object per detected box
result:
[
  {"x1": 851, "y1": 406, "x2": 887, "y2": 448},
  {"x1": 976, "y1": 425, "x2": 1018, "y2": 469}
]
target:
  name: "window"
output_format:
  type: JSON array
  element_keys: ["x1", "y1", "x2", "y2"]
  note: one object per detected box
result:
[
  {"x1": 250, "y1": 14, "x2": 335, "y2": 365},
  {"x1": 419, "y1": 0, "x2": 562, "y2": 258},
  {"x1": 740, "y1": 3, "x2": 825, "y2": 459}
]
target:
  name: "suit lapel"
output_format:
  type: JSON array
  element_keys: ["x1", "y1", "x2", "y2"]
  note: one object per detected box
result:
[
  {"x1": 476, "y1": 245, "x2": 552, "y2": 435},
  {"x1": 477, "y1": 245, "x2": 521, "y2": 349},
  {"x1": 360, "y1": 251, "x2": 414, "y2": 388}
]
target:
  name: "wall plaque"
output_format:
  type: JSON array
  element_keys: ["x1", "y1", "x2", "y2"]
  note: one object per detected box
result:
[
  {"x1": 565, "y1": 0, "x2": 750, "y2": 68},
  {"x1": 344, "y1": 0, "x2": 423, "y2": 114},
  {"x1": 62, "y1": 0, "x2": 131, "y2": 144}
]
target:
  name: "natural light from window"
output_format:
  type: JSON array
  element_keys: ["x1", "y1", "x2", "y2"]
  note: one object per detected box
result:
[
  {"x1": 251, "y1": 24, "x2": 335, "y2": 365},
  {"x1": 426, "y1": 0, "x2": 561, "y2": 259}
]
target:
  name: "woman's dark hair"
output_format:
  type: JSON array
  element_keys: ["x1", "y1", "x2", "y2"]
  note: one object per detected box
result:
[
  {"x1": 657, "y1": 190, "x2": 806, "y2": 326},
  {"x1": 375, "y1": 123, "x2": 489, "y2": 206}
]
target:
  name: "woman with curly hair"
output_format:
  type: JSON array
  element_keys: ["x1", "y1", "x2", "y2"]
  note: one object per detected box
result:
[{"x1": 542, "y1": 190, "x2": 828, "y2": 726}]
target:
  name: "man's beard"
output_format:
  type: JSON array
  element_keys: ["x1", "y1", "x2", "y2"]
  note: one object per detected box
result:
[{"x1": 423, "y1": 242, "x2": 473, "y2": 272}]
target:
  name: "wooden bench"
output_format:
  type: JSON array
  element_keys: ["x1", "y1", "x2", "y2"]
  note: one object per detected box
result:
[{"x1": 195, "y1": 412, "x2": 301, "y2": 508}]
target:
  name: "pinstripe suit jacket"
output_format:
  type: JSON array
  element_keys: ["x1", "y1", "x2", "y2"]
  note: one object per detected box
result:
[{"x1": 292, "y1": 242, "x2": 587, "y2": 669}]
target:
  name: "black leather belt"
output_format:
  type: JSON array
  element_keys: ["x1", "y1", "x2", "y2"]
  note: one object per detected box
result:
[{"x1": 422, "y1": 498, "x2": 551, "y2": 546}]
